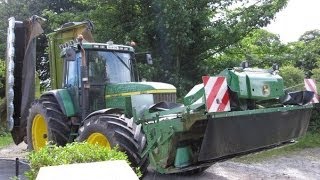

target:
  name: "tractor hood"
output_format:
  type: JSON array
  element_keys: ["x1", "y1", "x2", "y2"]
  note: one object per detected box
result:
[
  {"x1": 104, "y1": 82, "x2": 177, "y2": 117},
  {"x1": 105, "y1": 82, "x2": 176, "y2": 97}
]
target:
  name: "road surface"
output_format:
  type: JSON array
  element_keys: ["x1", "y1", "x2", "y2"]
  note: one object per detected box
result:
[{"x1": 1, "y1": 142, "x2": 320, "y2": 180}]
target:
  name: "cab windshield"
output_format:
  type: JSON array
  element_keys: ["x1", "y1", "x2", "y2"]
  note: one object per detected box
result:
[{"x1": 87, "y1": 50, "x2": 134, "y2": 84}]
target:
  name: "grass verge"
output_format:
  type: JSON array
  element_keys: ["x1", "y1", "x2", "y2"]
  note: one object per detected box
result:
[
  {"x1": 234, "y1": 132, "x2": 320, "y2": 163},
  {"x1": 0, "y1": 134, "x2": 12, "y2": 148}
]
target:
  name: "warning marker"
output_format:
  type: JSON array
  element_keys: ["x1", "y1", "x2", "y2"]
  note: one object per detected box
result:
[
  {"x1": 202, "y1": 76, "x2": 230, "y2": 112},
  {"x1": 304, "y1": 79, "x2": 319, "y2": 103}
]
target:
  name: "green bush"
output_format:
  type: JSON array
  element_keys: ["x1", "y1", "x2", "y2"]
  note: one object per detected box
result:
[
  {"x1": 0, "y1": 134, "x2": 12, "y2": 148},
  {"x1": 309, "y1": 106, "x2": 320, "y2": 133},
  {"x1": 0, "y1": 98, "x2": 7, "y2": 135},
  {"x1": 25, "y1": 142, "x2": 136, "y2": 180},
  {"x1": 279, "y1": 65, "x2": 305, "y2": 89}
]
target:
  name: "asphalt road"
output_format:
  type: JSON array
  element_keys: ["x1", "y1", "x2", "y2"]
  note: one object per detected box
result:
[
  {"x1": 144, "y1": 147, "x2": 320, "y2": 180},
  {"x1": 1, "y1": 142, "x2": 320, "y2": 180},
  {"x1": 0, "y1": 159, "x2": 29, "y2": 180}
]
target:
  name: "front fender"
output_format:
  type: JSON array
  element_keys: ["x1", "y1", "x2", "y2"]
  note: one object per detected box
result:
[
  {"x1": 42, "y1": 89, "x2": 76, "y2": 117},
  {"x1": 85, "y1": 108, "x2": 124, "y2": 120}
]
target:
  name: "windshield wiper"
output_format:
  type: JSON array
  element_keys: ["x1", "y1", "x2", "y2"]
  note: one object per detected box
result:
[{"x1": 112, "y1": 52, "x2": 130, "y2": 71}]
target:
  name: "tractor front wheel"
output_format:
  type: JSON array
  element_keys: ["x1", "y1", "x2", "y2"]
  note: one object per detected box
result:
[
  {"x1": 26, "y1": 96, "x2": 70, "y2": 151},
  {"x1": 77, "y1": 114, "x2": 149, "y2": 174}
]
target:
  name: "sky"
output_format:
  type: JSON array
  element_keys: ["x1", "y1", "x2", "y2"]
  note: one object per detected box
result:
[{"x1": 265, "y1": 0, "x2": 320, "y2": 43}]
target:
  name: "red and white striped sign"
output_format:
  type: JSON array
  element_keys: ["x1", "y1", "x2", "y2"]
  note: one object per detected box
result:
[
  {"x1": 202, "y1": 76, "x2": 230, "y2": 112},
  {"x1": 304, "y1": 79, "x2": 319, "y2": 103}
]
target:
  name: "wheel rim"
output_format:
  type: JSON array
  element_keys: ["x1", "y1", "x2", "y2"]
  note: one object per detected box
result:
[
  {"x1": 32, "y1": 114, "x2": 48, "y2": 151},
  {"x1": 87, "y1": 133, "x2": 111, "y2": 149}
]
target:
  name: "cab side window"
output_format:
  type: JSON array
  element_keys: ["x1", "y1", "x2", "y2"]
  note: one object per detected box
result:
[{"x1": 65, "y1": 54, "x2": 81, "y2": 87}]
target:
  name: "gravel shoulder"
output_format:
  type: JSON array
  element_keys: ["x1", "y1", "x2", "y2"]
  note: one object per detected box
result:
[
  {"x1": 1, "y1": 143, "x2": 320, "y2": 180},
  {"x1": 145, "y1": 148, "x2": 320, "y2": 180},
  {"x1": 0, "y1": 142, "x2": 28, "y2": 159},
  {"x1": 208, "y1": 148, "x2": 320, "y2": 180}
]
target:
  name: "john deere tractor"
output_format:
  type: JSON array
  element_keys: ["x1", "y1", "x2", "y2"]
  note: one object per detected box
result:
[{"x1": 6, "y1": 16, "x2": 317, "y2": 174}]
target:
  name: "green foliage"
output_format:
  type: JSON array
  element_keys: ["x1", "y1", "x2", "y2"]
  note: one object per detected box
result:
[
  {"x1": 311, "y1": 68, "x2": 320, "y2": 82},
  {"x1": 310, "y1": 79, "x2": 320, "y2": 133},
  {"x1": 309, "y1": 109, "x2": 320, "y2": 133},
  {"x1": 234, "y1": 132, "x2": 320, "y2": 163},
  {"x1": 42, "y1": 9, "x2": 88, "y2": 31},
  {"x1": 311, "y1": 69, "x2": 320, "y2": 93},
  {"x1": 25, "y1": 142, "x2": 131, "y2": 180},
  {"x1": 204, "y1": 29, "x2": 289, "y2": 75},
  {"x1": 0, "y1": 0, "x2": 288, "y2": 97},
  {"x1": 10, "y1": 176, "x2": 19, "y2": 180},
  {"x1": 209, "y1": 0, "x2": 287, "y2": 54},
  {"x1": 287, "y1": 30, "x2": 320, "y2": 78},
  {"x1": 0, "y1": 98, "x2": 7, "y2": 133},
  {"x1": 0, "y1": 0, "x2": 31, "y2": 59},
  {"x1": 279, "y1": 65, "x2": 305, "y2": 88},
  {"x1": 0, "y1": 0, "x2": 88, "y2": 90},
  {"x1": 0, "y1": 59, "x2": 6, "y2": 97},
  {"x1": 136, "y1": 63, "x2": 158, "y2": 82},
  {"x1": 0, "y1": 134, "x2": 12, "y2": 148},
  {"x1": 70, "y1": 0, "x2": 287, "y2": 96},
  {"x1": 299, "y1": 29, "x2": 320, "y2": 43}
]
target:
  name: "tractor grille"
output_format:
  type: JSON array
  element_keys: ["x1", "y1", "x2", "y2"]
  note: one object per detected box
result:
[{"x1": 153, "y1": 93, "x2": 177, "y2": 103}]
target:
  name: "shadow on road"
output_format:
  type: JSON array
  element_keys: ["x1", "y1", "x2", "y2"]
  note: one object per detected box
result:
[{"x1": 143, "y1": 168, "x2": 227, "y2": 180}]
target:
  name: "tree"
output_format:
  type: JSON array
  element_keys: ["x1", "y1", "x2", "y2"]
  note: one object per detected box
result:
[
  {"x1": 0, "y1": 0, "x2": 31, "y2": 59},
  {"x1": 0, "y1": 59, "x2": 5, "y2": 97},
  {"x1": 71, "y1": 0, "x2": 287, "y2": 95},
  {"x1": 203, "y1": 29, "x2": 288, "y2": 74},
  {"x1": 0, "y1": 0, "x2": 89, "y2": 90},
  {"x1": 299, "y1": 29, "x2": 320, "y2": 43},
  {"x1": 287, "y1": 30, "x2": 320, "y2": 78},
  {"x1": 279, "y1": 65, "x2": 304, "y2": 88},
  {"x1": 0, "y1": 0, "x2": 288, "y2": 96}
]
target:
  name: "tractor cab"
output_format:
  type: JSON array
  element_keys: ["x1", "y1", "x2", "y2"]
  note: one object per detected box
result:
[
  {"x1": 87, "y1": 42, "x2": 136, "y2": 83},
  {"x1": 63, "y1": 42, "x2": 136, "y2": 87},
  {"x1": 61, "y1": 42, "x2": 137, "y2": 113}
]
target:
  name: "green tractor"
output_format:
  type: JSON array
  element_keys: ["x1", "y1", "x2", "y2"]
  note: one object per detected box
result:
[{"x1": 6, "y1": 16, "x2": 317, "y2": 174}]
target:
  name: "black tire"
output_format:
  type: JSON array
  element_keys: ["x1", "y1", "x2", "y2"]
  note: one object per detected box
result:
[
  {"x1": 27, "y1": 95, "x2": 71, "y2": 150},
  {"x1": 77, "y1": 114, "x2": 149, "y2": 174}
]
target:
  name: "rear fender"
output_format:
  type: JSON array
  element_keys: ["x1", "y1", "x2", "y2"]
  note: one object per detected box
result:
[{"x1": 42, "y1": 89, "x2": 76, "y2": 117}]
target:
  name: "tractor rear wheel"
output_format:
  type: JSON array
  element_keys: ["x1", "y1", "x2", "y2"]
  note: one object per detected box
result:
[
  {"x1": 77, "y1": 114, "x2": 149, "y2": 174},
  {"x1": 27, "y1": 96, "x2": 70, "y2": 151}
]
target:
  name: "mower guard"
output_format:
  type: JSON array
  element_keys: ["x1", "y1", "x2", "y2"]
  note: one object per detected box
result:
[
  {"x1": 6, "y1": 16, "x2": 43, "y2": 144},
  {"x1": 198, "y1": 106, "x2": 312, "y2": 161}
]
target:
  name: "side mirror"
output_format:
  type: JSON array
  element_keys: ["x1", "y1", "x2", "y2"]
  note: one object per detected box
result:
[
  {"x1": 146, "y1": 53, "x2": 153, "y2": 65},
  {"x1": 272, "y1": 63, "x2": 279, "y2": 71},
  {"x1": 240, "y1": 61, "x2": 249, "y2": 69}
]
